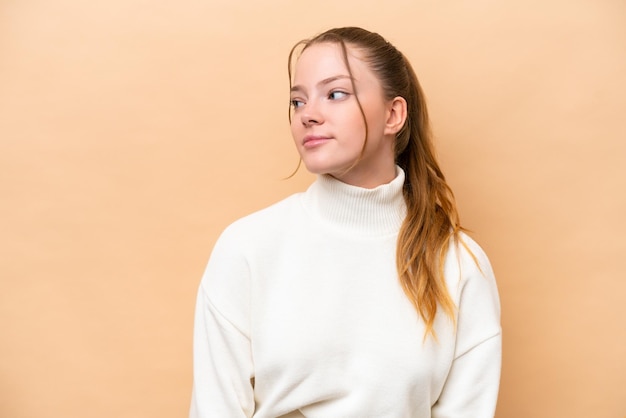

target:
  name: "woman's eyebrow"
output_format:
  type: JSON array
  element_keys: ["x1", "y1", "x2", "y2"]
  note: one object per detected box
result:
[{"x1": 290, "y1": 75, "x2": 353, "y2": 93}]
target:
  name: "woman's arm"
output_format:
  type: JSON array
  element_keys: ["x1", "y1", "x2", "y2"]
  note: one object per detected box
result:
[
  {"x1": 189, "y1": 228, "x2": 255, "y2": 418},
  {"x1": 432, "y1": 237, "x2": 502, "y2": 417}
]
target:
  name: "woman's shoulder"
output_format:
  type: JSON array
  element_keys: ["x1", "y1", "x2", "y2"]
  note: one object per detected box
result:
[
  {"x1": 456, "y1": 232, "x2": 490, "y2": 265},
  {"x1": 233, "y1": 192, "x2": 301, "y2": 226},
  {"x1": 216, "y1": 192, "x2": 304, "y2": 244},
  {"x1": 446, "y1": 231, "x2": 497, "y2": 286}
]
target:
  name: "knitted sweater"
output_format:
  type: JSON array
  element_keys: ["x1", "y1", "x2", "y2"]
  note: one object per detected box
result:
[{"x1": 190, "y1": 168, "x2": 501, "y2": 418}]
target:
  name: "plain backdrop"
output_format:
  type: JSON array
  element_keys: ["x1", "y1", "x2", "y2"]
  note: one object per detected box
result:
[{"x1": 1, "y1": 1, "x2": 625, "y2": 417}]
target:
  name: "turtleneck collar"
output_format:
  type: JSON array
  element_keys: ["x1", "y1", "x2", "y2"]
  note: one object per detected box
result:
[{"x1": 300, "y1": 166, "x2": 407, "y2": 237}]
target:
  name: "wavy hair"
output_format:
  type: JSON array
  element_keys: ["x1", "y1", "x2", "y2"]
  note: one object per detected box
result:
[{"x1": 288, "y1": 27, "x2": 464, "y2": 338}]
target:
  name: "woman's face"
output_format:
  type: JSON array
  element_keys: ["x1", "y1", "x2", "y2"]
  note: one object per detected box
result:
[{"x1": 289, "y1": 42, "x2": 398, "y2": 188}]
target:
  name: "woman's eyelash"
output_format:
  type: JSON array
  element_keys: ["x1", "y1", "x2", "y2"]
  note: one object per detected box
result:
[
  {"x1": 290, "y1": 99, "x2": 304, "y2": 108},
  {"x1": 328, "y1": 91, "x2": 349, "y2": 100},
  {"x1": 290, "y1": 91, "x2": 348, "y2": 108}
]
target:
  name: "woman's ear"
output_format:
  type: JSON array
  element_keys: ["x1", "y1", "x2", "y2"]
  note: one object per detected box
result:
[{"x1": 384, "y1": 96, "x2": 408, "y2": 136}]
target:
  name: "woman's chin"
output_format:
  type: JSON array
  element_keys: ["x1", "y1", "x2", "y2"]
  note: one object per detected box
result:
[{"x1": 301, "y1": 159, "x2": 353, "y2": 178}]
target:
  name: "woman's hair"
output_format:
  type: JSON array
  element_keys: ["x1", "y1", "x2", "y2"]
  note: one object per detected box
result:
[{"x1": 288, "y1": 27, "x2": 463, "y2": 338}]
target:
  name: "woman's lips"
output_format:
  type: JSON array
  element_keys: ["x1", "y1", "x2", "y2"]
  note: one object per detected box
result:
[{"x1": 303, "y1": 135, "x2": 331, "y2": 149}]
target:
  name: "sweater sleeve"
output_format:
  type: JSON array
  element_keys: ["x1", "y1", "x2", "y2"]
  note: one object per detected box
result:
[
  {"x1": 189, "y1": 227, "x2": 255, "y2": 418},
  {"x1": 432, "y1": 238, "x2": 502, "y2": 418}
]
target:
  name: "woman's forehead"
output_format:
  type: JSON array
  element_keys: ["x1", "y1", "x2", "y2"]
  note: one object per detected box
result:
[{"x1": 294, "y1": 42, "x2": 368, "y2": 80}]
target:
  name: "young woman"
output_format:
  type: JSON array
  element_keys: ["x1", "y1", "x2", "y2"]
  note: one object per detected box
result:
[{"x1": 190, "y1": 27, "x2": 501, "y2": 418}]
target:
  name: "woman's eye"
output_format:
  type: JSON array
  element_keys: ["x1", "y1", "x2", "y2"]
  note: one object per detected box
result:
[
  {"x1": 290, "y1": 99, "x2": 304, "y2": 109},
  {"x1": 329, "y1": 91, "x2": 349, "y2": 100}
]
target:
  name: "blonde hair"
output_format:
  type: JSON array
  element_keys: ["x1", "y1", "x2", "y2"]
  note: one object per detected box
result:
[{"x1": 289, "y1": 27, "x2": 463, "y2": 338}]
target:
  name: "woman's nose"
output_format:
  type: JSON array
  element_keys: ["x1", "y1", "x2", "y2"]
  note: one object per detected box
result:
[{"x1": 300, "y1": 102, "x2": 324, "y2": 127}]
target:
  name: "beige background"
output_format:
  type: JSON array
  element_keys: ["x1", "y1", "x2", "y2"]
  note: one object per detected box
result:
[{"x1": 1, "y1": 0, "x2": 625, "y2": 417}]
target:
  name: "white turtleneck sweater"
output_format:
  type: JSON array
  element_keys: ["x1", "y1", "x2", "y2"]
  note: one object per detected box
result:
[{"x1": 190, "y1": 169, "x2": 501, "y2": 418}]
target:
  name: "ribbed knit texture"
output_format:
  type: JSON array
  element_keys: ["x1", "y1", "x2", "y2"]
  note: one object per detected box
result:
[{"x1": 302, "y1": 167, "x2": 407, "y2": 236}]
